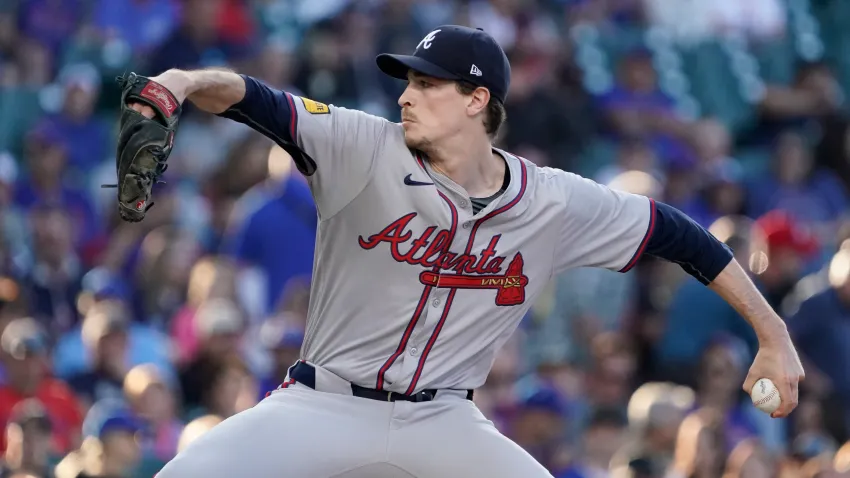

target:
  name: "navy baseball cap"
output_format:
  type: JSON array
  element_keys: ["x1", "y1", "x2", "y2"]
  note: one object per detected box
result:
[{"x1": 376, "y1": 25, "x2": 511, "y2": 103}]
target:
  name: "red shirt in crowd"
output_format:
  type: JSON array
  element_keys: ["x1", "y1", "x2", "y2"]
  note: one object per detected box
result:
[{"x1": 0, "y1": 377, "x2": 83, "y2": 453}]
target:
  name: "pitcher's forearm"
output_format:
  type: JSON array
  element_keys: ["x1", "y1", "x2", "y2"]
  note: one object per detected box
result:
[
  {"x1": 709, "y1": 259, "x2": 789, "y2": 344},
  {"x1": 156, "y1": 69, "x2": 246, "y2": 114}
]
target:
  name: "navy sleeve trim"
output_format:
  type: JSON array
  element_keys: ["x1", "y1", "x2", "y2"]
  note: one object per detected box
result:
[
  {"x1": 619, "y1": 198, "x2": 657, "y2": 273},
  {"x1": 644, "y1": 201, "x2": 734, "y2": 284},
  {"x1": 284, "y1": 91, "x2": 298, "y2": 144},
  {"x1": 216, "y1": 75, "x2": 316, "y2": 176}
]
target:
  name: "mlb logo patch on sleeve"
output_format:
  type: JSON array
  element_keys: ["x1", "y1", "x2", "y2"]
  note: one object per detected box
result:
[{"x1": 301, "y1": 98, "x2": 330, "y2": 115}]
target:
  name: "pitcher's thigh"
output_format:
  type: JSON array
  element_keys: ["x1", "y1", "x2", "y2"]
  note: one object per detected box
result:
[
  {"x1": 392, "y1": 402, "x2": 554, "y2": 478},
  {"x1": 158, "y1": 387, "x2": 391, "y2": 478}
]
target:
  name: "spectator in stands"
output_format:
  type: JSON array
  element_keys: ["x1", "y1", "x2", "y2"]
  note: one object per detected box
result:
[
  {"x1": 67, "y1": 301, "x2": 132, "y2": 410},
  {"x1": 501, "y1": 51, "x2": 593, "y2": 171},
  {"x1": 132, "y1": 227, "x2": 201, "y2": 327},
  {"x1": 751, "y1": 209, "x2": 821, "y2": 308},
  {"x1": 597, "y1": 48, "x2": 694, "y2": 169},
  {"x1": 835, "y1": 441, "x2": 850, "y2": 476},
  {"x1": 14, "y1": 124, "x2": 99, "y2": 258},
  {"x1": 179, "y1": 313, "x2": 255, "y2": 422},
  {"x1": 122, "y1": 364, "x2": 181, "y2": 477},
  {"x1": 815, "y1": 113, "x2": 850, "y2": 195},
  {"x1": 19, "y1": 205, "x2": 83, "y2": 336},
  {"x1": 175, "y1": 415, "x2": 221, "y2": 455},
  {"x1": 511, "y1": 380, "x2": 571, "y2": 473},
  {"x1": 223, "y1": 146, "x2": 316, "y2": 319},
  {"x1": 723, "y1": 438, "x2": 775, "y2": 478},
  {"x1": 34, "y1": 63, "x2": 109, "y2": 174},
  {"x1": 679, "y1": 158, "x2": 746, "y2": 229},
  {"x1": 473, "y1": 340, "x2": 522, "y2": 434},
  {"x1": 666, "y1": 409, "x2": 727, "y2": 478},
  {"x1": 91, "y1": 0, "x2": 179, "y2": 58},
  {"x1": 0, "y1": 318, "x2": 82, "y2": 455},
  {"x1": 145, "y1": 0, "x2": 255, "y2": 75},
  {"x1": 0, "y1": 399, "x2": 55, "y2": 478},
  {"x1": 170, "y1": 259, "x2": 238, "y2": 365},
  {"x1": 692, "y1": 337, "x2": 765, "y2": 451},
  {"x1": 293, "y1": 21, "x2": 363, "y2": 109},
  {"x1": 678, "y1": 119, "x2": 746, "y2": 227},
  {"x1": 595, "y1": 140, "x2": 662, "y2": 186},
  {"x1": 257, "y1": 319, "x2": 303, "y2": 399},
  {"x1": 747, "y1": 131, "x2": 848, "y2": 241},
  {"x1": 0, "y1": 153, "x2": 28, "y2": 274},
  {"x1": 770, "y1": 62, "x2": 842, "y2": 132},
  {"x1": 56, "y1": 407, "x2": 141, "y2": 478},
  {"x1": 787, "y1": 246, "x2": 850, "y2": 439},
  {"x1": 16, "y1": 0, "x2": 83, "y2": 61},
  {"x1": 557, "y1": 408, "x2": 629, "y2": 478},
  {"x1": 52, "y1": 292, "x2": 173, "y2": 392},
  {"x1": 612, "y1": 382, "x2": 695, "y2": 476}
]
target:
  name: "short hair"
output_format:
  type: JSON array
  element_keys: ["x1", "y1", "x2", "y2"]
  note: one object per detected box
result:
[{"x1": 455, "y1": 81, "x2": 507, "y2": 138}]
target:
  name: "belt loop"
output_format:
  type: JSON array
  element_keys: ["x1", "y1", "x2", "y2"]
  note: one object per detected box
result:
[{"x1": 290, "y1": 361, "x2": 316, "y2": 389}]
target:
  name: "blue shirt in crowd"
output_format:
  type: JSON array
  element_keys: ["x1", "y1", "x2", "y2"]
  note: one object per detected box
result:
[{"x1": 224, "y1": 174, "x2": 317, "y2": 314}]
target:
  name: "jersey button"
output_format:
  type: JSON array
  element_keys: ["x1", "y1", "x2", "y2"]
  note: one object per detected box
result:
[
  {"x1": 432, "y1": 299, "x2": 440, "y2": 307},
  {"x1": 463, "y1": 222, "x2": 471, "y2": 229},
  {"x1": 460, "y1": 200, "x2": 468, "y2": 207},
  {"x1": 409, "y1": 347, "x2": 419, "y2": 356}
]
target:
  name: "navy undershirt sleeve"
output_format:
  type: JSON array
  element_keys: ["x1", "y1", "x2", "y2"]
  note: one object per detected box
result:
[
  {"x1": 216, "y1": 75, "x2": 315, "y2": 174},
  {"x1": 217, "y1": 74, "x2": 295, "y2": 143},
  {"x1": 644, "y1": 201, "x2": 734, "y2": 284}
]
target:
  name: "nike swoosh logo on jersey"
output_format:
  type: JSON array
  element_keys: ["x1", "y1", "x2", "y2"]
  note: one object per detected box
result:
[{"x1": 403, "y1": 174, "x2": 434, "y2": 186}]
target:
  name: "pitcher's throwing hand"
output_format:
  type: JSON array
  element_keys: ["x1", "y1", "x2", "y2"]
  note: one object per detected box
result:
[{"x1": 744, "y1": 332, "x2": 805, "y2": 418}]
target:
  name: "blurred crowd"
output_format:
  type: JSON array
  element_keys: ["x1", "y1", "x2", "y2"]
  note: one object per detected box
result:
[{"x1": 0, "y1": 0, "x2": 849, "y2": 477}]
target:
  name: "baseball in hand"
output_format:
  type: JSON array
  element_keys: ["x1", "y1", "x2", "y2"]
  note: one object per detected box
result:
[{"x1": 750, "y1": 378, "x2": 781, "y2": 414}]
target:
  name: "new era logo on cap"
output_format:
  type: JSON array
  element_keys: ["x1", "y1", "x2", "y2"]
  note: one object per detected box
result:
[{"x1": 375, "y1": 25, "x2": 511, "y2": 103}]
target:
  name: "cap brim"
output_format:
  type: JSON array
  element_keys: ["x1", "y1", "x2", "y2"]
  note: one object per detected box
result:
[{"x1": 376, "y1": 54, "x2": 460, "y2": 81}]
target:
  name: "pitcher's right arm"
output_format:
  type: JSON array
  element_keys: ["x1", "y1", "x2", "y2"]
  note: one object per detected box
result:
[{"x1": 138, "y1": 68, "x2": 389, "y2": 220}]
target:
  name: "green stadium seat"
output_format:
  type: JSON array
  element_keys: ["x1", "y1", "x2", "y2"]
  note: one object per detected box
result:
[
  {"x1": 576, "y1": 139, "x2": 619, "y2": 177},
  {"x1": 0, "y1": 87, "x2": 43, "y2": 159},
  {"x1": 752, "y1": 37, "x2": 796, "y2": 84},
  {"x1": 678, "y1": 41, "x2": 753, "y2": 132}
]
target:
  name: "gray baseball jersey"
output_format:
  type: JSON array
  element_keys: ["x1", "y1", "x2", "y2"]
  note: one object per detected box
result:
[
  {"x1": 287, "y1": 95, "x2": 655, "y2": 395},
  {"x1": 157, "y1": 85, "x2": 656, "y2": 478}
]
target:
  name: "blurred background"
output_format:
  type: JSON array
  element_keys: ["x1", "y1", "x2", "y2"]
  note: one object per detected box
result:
[{"x1": 0, "y1": 0, "x2": 849, "y2": 477}]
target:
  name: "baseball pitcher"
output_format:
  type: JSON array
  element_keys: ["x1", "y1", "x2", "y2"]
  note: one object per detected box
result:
[{"x1": 113, "y1": 25, "x2": 804, "y2": 478}]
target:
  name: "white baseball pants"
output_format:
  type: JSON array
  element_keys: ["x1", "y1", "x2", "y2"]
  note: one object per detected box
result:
[{"x1": 156, "y1": 368, "x2": 553, "y2": 477}]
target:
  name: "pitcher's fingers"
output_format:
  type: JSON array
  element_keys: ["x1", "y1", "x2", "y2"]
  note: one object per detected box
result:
[
  {"x1": 129, "y1": 103, "x2": 155, "y2": 119},
  {"x1": 771, "y1": 377, "x2": 797, "y2": 418},
  {"x1": 742, "y1": 372, "x2": 757, "y2": 394}
]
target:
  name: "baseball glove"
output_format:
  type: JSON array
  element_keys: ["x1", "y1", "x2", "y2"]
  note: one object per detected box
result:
[{"x1": 103, "y1": 73, "x2": 182, "y2": 222}]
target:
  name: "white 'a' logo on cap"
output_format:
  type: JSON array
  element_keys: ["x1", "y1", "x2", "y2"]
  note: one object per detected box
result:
[{"x1": 417, "y1": 29, "x2": 441, "y2": 50}]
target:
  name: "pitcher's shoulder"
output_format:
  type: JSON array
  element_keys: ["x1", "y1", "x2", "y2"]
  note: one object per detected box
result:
[{"x1": 509, "y1": 160, "x2": 575, "y2": 197}]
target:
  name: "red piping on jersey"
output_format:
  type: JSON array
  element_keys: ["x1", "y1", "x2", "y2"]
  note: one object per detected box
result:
[
  {"x1": 619, "y1": 198, "x2": 656, "y2": 273},
  {"x1": 404, "y1": 157, "x2": 529, "y2": 394},
  {"x1": 284, "y1": 92, "x2": 298, "y2": 141},
  {"x1": 375, "y1": 189, "x2": 458, "y2": 390},
  {"x1": 404, "y1": 288, "x2": 456, "y2": 394}
]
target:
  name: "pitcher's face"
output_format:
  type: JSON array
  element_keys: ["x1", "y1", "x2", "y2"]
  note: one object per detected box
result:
[{"x1": 398, "y1": 71, "x2": 468, "y2": 151}]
